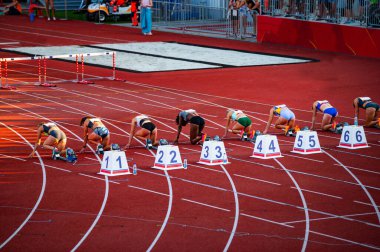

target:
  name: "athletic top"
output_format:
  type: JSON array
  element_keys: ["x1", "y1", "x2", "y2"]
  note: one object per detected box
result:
[
  {"x1": 316, "y1": 100, "x2": 330, "y2": 112},
  {"x1": 135, "y1": 114, "x2": 149, "y2": 127},
  {"x1": 88, "y1": 118, "x2": 101, "y2": 129},
  {"x1": 179, "y1": 109, "x2": 196, "y2": 122},
  {"x1": 273, "y1": 104, "x2": 287, "y2": 116},
  {"x1": 231, "y1": 110, "x2": 243, "y2": 121},
  {"x1": 42, "y1": 122, "x2": 56, "y2": 134},
  {"x1": 358, "y1": 97, "x2": 371, "y2": 108}
]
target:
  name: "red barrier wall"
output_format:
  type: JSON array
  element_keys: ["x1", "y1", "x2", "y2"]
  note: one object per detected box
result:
[{"x1": 257, "y1": 15, "x2": 380, "y2": 59}]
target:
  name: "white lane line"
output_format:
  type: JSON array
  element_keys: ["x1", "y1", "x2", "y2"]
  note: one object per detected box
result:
[
  {"x1": 188, "y1": 164, "x2": 225, "y2": 173},
  {"x1": 199, "y1": 113, "x2": 218, "y2": 118},
  {"x1": 0, "y1": 42, "x2": 20, "y2": 45},
  {"x1": 51, "y1": 87, "x2": 174, "y2": 252},
  {"x1": 133, "y1": 152, "x2": 153, "y2": 158},
  {"x1": 79, "y1": 173, "x2": 120, "y2": 185},
  {"x1": 274, "y1": 159, "x2": 309, "y2": 252},
  {"x1": 0, "y1": 122, "x2": 46, "y2": 250},
  {"x1": 234, "y1": 174, "x2": 282, "y2": 186},
  {"x1": 228, "y1": 143, "x2": 253, "y2": 149},
  {"x1": 0, "y1": 109, "x2": 11, "y2": 113},
  {"x1": 323, "y1": 147, "x2": 380, "y2": 160},
  {"x1": 283, "y1": 153, "x2": 324, "y2": 163},
  {"x1": 354, "y1": 201, "x2": 380, "y2": 208},
  {"x1": 26, "y1": 102, "x2": 56, "y2": 110},
  {"x1": 84, "y1": 157, "x2": 98, "y2": 161},
  {"x1": 106, "y1": 96, "x2": 137, "y2": 103},
  {"x1": 0, "y1": 154, "x2": 27, "y2": 162},
  {"x1": 290, "y1": 187, "x2": 342, "y2": 199},
  {"x1": 333, "y1": 164, "x2": 380, "y2": 175},
  {"x1": 205, "y1": 125, "x2": 220, "y2": 130},
  {"x1": 228, "y1": 156, "x2": 275, "y2": 169},
  {"x1": 144, "y1": 93, "x2": 177, "y2": 100},
  {"x1": 310, "y1": 230, "x2": 380, "y2": 250},
  {"x1": 143, "y1": 103, "x2": 177, "y2": 110},
  {"x1": 34, "y1": 162, "x2": 72, "y2": 173},
  {"x1": 284, "y1": 212, "x2": 377, "y2": 224},
  {"x1": 323, "y1": 150, "x2": 380, "y2": 224},
  {"x1": 220, "y1": 163, "x2": 239, "y2": 252},
  {"x1": 10, "y1": 91, "x2": 109, "y2": 252},
  {"x1": 240, "y1": 213, "x2": 294, "y2": 228},
  {"x1": 67, "y1": 100, "x2": 98, "y2": 106},
  {"x1": 182, "y1": 198, "x2": 230, "y2": 212},
  {"x1": 61, "y1": 109, "x2": 84, "y2": 115},
  {"x1": 104, "y1": 106, "x2": 127, "y2": 112},
  {"x1": 128, "y1": 185, "x2": 170, "y2": 197}
]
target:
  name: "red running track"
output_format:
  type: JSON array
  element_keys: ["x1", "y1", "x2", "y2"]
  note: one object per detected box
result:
[{"x1": 0, "y1": 16, "x2": 380, "y2": 251}]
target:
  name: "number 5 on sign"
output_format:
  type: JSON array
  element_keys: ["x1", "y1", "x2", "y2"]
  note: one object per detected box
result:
[
  {"x1": 99, "y1": 151, "x2": 131, "y2": 176},
  {"x1": 338, "y1": 125, "x2": 369, "y2": 149},
  {"x1": 292, "y1": 130, "x2": 322, "y2": 154},
  {"x1": 152, "y1": 145, "x2": 184, "y2": 170}
]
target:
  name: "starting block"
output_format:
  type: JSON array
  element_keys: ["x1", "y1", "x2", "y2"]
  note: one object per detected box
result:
[
  {"x1": 251, "y1": 135, "x2": 282, "y2": 159},
  {"x1": 292, "y1": 130, "x2": 322, "y2": 154},
  {"x1": 251, "y1": 130, "x2": 261, "y2": 143},
  {"x1": 198, "y1": 140, "x2": 229, "y2": 166},
  {"x1": 152, "y1": 145, "x2": 184, "y2": 170},
  {"x1": 99, "y1": 150, "x2": 131, "y2": 176},
  {"x1": 338, "y1": 125, "x2": 369, "y2": 149},
  {"x1": 96, "y1": 144, "x2": 104, "y2": 154},
  {"x1": 52, "y1": 148, "x2": 77, "y2": 163}
]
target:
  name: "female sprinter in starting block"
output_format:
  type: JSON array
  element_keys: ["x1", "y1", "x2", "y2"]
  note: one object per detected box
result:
[
  {"x1": 263, "y1": 104, "x2": 296, "y2": 135},
  {"x1": 353, "y1": 97, "x2": 380, "y2": 128},
  {"x1": 79, "y1": 116, "x2": 111, "y2": 153},
  {"x1": 28, "y1": 122, "x2": 67, "y2": 158},
  {"x1": 174, "y1": 109, "x2": 205, "y2": 145},
  {"x1": 311, "y1": 100, "x2": 339, "y2": 131},
  {"x1": 223, "y1": 109, "x2": 252, "y2": 139},
  {"x1": 125, "y1": 114, "x2": 158, "y2": 149}
]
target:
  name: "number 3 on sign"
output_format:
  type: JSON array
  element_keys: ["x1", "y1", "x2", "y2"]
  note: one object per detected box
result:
[{"x1": 203, "y1": 146, "x2": 222, "y2": 158}]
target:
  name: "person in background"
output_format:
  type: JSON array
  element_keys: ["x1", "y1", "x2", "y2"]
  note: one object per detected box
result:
[
  {"x1": 3, "y1": 0, "x2": 22, "y2": 15},
  {"x1": 353, "y1": 97, "x2": 379, "y2": 128},
  {"x1": 140, "y1": 0, "x2": 153, "y2": 35},
  {"x1": 45, "y1": 0, "x2": 56, "y2": 20},
  {"x1": 28, "y1": 122, "x2": 67, "y2": 158}
]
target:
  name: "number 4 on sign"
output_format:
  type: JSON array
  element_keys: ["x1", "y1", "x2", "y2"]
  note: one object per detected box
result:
[
  {"x1": 338, "y1": 125, "x2": 369, "y2": 149},
  {"x1": 251, "y1": 135, "x2": 282, "y2": 159}
]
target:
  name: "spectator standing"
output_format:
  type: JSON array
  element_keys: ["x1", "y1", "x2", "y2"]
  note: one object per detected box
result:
[
  {"x1": 140, "y1": 0, "x2": 153, "y2": 35},
  {"x1": 3, "y1": 0, "x2": 22, "y2": 15},
  {"x1": 46, "y1": 0, "x2": 56, "y2": 20}
]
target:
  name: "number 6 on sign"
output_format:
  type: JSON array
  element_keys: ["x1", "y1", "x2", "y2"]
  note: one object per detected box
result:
[
  {"x1": 152, "y1": 145, "x2": 184, "y2": 170},
  {"x1": 338, "y1": 125, "x2": 369, "y2": 149}
]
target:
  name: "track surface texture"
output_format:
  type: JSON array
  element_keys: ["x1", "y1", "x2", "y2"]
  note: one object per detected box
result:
[{"x1": 1, "y1": 16, "x2": 380, "y2": 252}]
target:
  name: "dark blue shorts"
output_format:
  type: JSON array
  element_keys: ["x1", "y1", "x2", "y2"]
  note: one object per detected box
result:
[
  {"x1": 324, "y1": 107, "x2": 338, "y2": 117},
  {"x1": 94, "y1": 127, "x2": 109, "y2": 138}
]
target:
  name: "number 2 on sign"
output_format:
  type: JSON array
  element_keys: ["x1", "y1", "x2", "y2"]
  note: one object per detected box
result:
[{"x1": 157, "y1": 150, "x2": 178, "y2": 163}]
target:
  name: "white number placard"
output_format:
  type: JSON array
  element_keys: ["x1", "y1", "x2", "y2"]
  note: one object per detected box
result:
[
  {"x1": 251, "y1": 135, "x2": 282, "y2": 159},
  {"x1": 99, "y1": 151, "x2": 131, "y2": 176}
]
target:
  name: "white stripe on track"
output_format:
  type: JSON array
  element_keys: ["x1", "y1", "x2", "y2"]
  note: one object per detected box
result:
[
  {"x1": 323, "y1": 150, "x2": 380, "y2": 224},
  {"x1": 0, "y1": 122, "x2": 47, "y2": 250},
  {"x1": 274, "y1": 159, "x2": 309, "y2": 252}
]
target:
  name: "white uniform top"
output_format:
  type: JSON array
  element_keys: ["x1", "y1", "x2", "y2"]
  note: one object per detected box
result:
[{"x1": 135, "y1": 115, "x2": 149, "y2": 127}]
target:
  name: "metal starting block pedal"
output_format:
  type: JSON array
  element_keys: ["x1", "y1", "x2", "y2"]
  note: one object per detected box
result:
[
  {"x1": 213, "y1": 135, "x2": 221, "y2": 141},
  {"x1": 250, "y1": 130, "x2": 262, "y2": 143},
  {"x1": 52, "y1": 148, "x2": 77, "y2": 163},
  {"x1": 96, "y1": 144, "x2": 104, "y2": 154},
  {"x1": 146, "y1": 139, "x2": 153, "y2": 149},
  {"x1": 241, "y1": 132, "x2": 248, "y2": 141},
  {"x1": 286, "y1": 129, "x2": 296, "y2": 137},
  {"x1": 111, "y1": 143, "x2": 120, "y2": 151}
]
